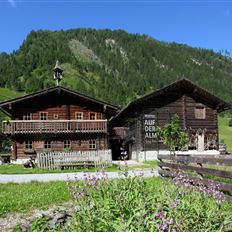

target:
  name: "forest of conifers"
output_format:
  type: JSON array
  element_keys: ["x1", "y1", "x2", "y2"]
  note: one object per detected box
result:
[{"x1": 0, "y1": 28, "x2": 232, "y2": 107}]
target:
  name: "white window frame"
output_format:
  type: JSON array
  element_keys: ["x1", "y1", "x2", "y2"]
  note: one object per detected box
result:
[
  {"x1": 25, "y1": 141, "x2": 33, "y2": 150},
  {"x1": 23, "y1": 113, "x2": 32, "y2": 120},
  {"x1": 64, "y1": 140, "x2": 71, "y2": 149},
  {"x1": 75, "y1": 112, "x2": 83, "y2": 120},
  {"x1": 53, "y1": 114, "x2": 59, "y2": 119},
  {"x1": 89, "y1": 112, "x2": 96, "y2": 120},
  {"x1": 195, "y1": 106, "x2": 206, "y2": 119},
  {"x1": 40, "y1": 112, "x2": 48, "y2": 120},
  {"x1": 44, "y1": 141, "x2": 52, "y2": 149},
  {"x1": 89, "y1": 139, "x2": 96, "y2": 149}
]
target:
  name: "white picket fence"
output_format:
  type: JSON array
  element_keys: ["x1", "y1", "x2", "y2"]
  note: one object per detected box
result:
[{"x1": 37, "y1": 150, "x2": 112, "y2": 170}]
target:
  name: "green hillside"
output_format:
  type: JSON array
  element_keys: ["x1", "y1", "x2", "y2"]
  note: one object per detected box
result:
[
  {"x1": 0, "y1": 88, "x2": 24, "y2": 101},
  {"x1": 0, "y1": 29, "x2": 231, "y2": 147},
  {"x1": 218, "y1": 117, "x2": 232, "y2": 152},
  {"x1": 0, "y1": 88, "x2": 25, "y2": 127},
  {"x1": 0, "y1": 29, "x2": 232, "y2": 107}
]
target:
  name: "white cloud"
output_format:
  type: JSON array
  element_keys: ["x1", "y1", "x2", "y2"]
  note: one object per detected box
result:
[{"x1": 8, "y1": 0, "x2": 16, "y2": 7}]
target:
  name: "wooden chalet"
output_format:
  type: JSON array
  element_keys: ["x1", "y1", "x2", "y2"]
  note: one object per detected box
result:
[
  {"x1": 0, "y1": 62, "x2": 118, "y2": 160},
  {"x1": 110, "y1": 78, "x2": 231, "y2": 161}
]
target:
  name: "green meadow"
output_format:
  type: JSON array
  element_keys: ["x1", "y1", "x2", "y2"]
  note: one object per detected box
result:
[
  {"x1": 218, "y1": 116, "x2": 232, "y2": 152},
  {"x1": 0, "y1": 181, "x2": 71, "y2": 217}
]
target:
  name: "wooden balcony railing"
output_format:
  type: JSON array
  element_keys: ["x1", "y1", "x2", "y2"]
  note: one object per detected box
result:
[{"x1": 2, "y1": 120, "x2": 107, "y2": 135}]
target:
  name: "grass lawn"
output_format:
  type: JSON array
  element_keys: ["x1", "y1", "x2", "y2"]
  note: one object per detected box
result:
[
  {"x1": 0, "y1": 161, "x2": 157, "y2": 174},
  {"x1": 1, "y1": 177, "x2": 231, "y2": 231},
  {"x1": 0, "y1": 181, "x2": 72, "y2": 217},
  {"x1": 218, "y1": 116, "x2": 232, "y2": 152},
  {"x1": 0, "y1": 178, "x2": 163, "y2": 217},
  {"x1": 1, "y1": 177, "x2": 230, "y2": 218},
  {"x1": 0, "y1": 164, "x2": 119, "y2": 174}
]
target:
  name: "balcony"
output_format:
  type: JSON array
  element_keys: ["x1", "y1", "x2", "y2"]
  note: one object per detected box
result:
[
  {"x1": 2, "y1": 120, "x2": 107, "y2": 135},
  {"x1": 112, "y1": 127, "x2": 130, "y2": 139}
]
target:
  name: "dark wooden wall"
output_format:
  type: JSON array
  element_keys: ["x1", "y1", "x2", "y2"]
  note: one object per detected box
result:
[
  {"x1": 15, "y1": 137, "x2": 108, "y2": 159},
  {"x1": 11, "y1": 101, "x2": 108, "y2": 159},
  {"x1": 13, "y1": 104, "x2": 105, "y2": 120},
  {"x1": 125, "y1": 94, "x2": 218, "y2": 153}
]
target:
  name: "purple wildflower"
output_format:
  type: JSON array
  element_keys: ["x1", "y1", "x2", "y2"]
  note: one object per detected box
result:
[
  {"x1": 155, "y1": 211, "x2": 164, "y2": 220},
  {"x1": 166, "y1": 218, "x2": 173, "y2": 225},
  {"x1": 161, "y1": 223, "x2": 168, "y2": 231}
]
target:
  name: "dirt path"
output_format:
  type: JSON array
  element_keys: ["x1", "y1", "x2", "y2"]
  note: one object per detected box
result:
[{"x1": 0, "y1": 169, "x2": 158, "y2": 183}]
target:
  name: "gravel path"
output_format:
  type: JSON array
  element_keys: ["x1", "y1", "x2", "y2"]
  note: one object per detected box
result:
[{"x1": 0, "y1": 170, "x2": 158, "y2": 183}]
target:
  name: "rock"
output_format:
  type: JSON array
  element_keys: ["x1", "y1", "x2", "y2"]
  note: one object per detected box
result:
[
  {"x1": 33, "y1": 211, "x2": 44, "y2": 218},
  {"x1": 17, "y1": 220, "x2": 30, "y2": 232},
  {"x1": 0, "y1": 201, "x2": 76, "y2": 231},
  {"x1": 23, "y1": 159, "x2": 35, "y2": 168},
  {"x1": 48, "y1": 211, "x2": 72, "y2": 229}
]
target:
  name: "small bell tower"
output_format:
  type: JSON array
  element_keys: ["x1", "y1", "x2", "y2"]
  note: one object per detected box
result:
[{"x1": 53, "y1": 60, "x2": 63, "y2": 86}]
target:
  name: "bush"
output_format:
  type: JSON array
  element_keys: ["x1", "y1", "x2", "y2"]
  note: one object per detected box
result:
[
  {"x1": 228, "y1": 119, "x2": 232, "y2": 127},
  {"x1": 66, "y1": 170, "x2": 231, "y2": 231},
  {"x1": 156, "y1": 114, "x2": 188, "y2": 155},
  {"x1": 21, "y1": 168, "x2": 232, "y2": 231}
]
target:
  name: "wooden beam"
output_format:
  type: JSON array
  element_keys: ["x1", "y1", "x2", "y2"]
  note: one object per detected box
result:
[
  {"x1": 158, "y1": 161, "x2": 232, "y2": 179},
  {"x1": 157, "y1": 154, "x2": 232, "y2": 166},
  {"x1": 159, "y1": 169, "x2": 232, "y2": 194}
]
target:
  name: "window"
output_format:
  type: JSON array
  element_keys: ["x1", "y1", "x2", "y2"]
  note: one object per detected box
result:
[
  {"x1": 89, "y1": 140, "x2": 96, "y2": 149},
  {"x1": 75, "y1": 112, "x2": 83, "y2": 120},
  {"x1": 64, "y1": 140, "x2": 71, "y2": 149},
  {"x1": 195, "y1": 106, "x2": 206, "y2": 119},
  {"x1": 25, "y1": 141, "x2": 33, "y2": 150},
  {"x1": 40, "y1": 112, "x2": 48, "y2": 120},
  {"x1": 23, "y1": 113, "x2": 32, "y2": 120},
  {"x1": 89, "y1": 113, "x2": 96, "y2": 120},
  {"x1": 44, "y1": 141, "x2": 52, "y2": 149},
  {"x1": 53, "y1": 114, "x2": 59, "y2": 119}
]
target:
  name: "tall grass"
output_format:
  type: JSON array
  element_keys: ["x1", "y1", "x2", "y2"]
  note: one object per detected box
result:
[{"x1": 67, "y1": 170, "x2": 232, "y2": 231}]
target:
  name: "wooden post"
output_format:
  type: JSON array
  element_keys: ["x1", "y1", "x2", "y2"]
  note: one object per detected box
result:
[
  {"x1": 12, "y1": 141, "x2": 17, "y2": 160},
  {"x1": 182, "y1": 95, "x2": 186, "y2": 129}
]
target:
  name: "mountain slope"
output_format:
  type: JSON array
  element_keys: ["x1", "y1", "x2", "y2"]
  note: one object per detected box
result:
[{"x1": 0, "y1": 28, "x2": 232, "y2": 107}]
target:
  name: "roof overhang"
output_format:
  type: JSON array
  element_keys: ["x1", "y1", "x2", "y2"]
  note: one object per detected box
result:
[
  {"x1": 0, "y1": 86, "x2": 119, "y2": 117},
  {"x1": 111, "y1": 78, "x2": 231, "y2": 125}
]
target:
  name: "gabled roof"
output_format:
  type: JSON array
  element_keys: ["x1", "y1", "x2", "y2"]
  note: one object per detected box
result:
[
  {"x1": 111, "y1": 78, "x2": 231, "y2": 124},
  {"x1": 0, "y1": 86, "x2": 119, "y2": 116}
]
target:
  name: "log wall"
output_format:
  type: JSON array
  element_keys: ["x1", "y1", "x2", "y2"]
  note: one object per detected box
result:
[
  {"x1": 10, "y1": 101, "x2": 109, "y2": 159},
  {"x1": 14, "y1": 137, "x2": 107, "y2": 159},
  {"x1": 127, "y1": 94, "x2": 218, "y2": 153},
  {"x1": 14, "y1": 104, "x2": 105, "y2": 120}
]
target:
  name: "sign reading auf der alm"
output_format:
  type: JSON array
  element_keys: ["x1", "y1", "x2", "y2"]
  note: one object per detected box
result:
[{"x1": 143, "y1": 114, "x2": 157, "y2": 144}]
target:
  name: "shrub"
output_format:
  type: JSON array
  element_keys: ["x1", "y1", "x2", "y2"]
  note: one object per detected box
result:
[
  {"x1": 66, "y1": 170, "x2": 231, "y2": 231},
  {"x1": 156, "y1": 114, "x2": 188, "y2": 155},
  {"x1": 229, "y1": 119, "x2": 232, "y2": 127},
  {"x1": 21, "y1": 169, "x2": 232, "y2": 231}
]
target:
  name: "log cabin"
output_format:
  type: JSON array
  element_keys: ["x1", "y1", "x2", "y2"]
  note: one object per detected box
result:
[
  {"x1": 110, "y1": 78, "x2": 231, "y2": 161},
  {"x1": 0, "y1": 62, "x2": 118, "y2": 162}
]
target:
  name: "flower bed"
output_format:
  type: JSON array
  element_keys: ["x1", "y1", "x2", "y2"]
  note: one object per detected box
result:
[
  {"x1": 8, "y1": 169, "x2": 232, "y2": 231},
  {"x1": 66, "y1": 169, "x2": 232, "y2": 231}
]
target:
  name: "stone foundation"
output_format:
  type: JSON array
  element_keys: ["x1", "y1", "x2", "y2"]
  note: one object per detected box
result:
[{"x1": 131, "y1": 150, "x2": 220, "y2": 161}]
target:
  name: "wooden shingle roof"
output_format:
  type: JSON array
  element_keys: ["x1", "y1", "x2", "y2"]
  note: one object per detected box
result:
[
  {"x1": 111, "y1": 78, "x2": 231, "y2": 125},
  {"x1": 0, "y1": 86, "x2": 119, "y2": 117}
]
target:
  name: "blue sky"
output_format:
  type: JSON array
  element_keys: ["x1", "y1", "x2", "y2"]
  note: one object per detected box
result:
[{"x1": 1, "y1": 0, "x2": 232, "y2": 55}]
